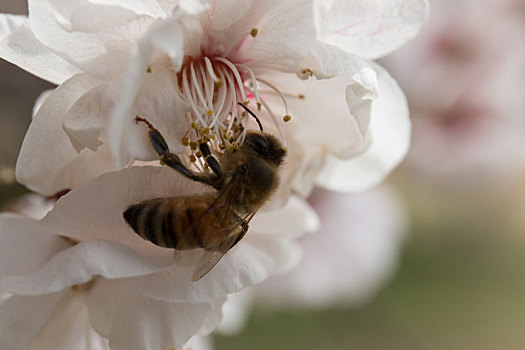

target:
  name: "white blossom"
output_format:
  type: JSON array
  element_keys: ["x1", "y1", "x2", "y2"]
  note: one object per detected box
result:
[
  {"x1": 0, "y1": 166, "x2": 315, "y2": 349},
  {"x1": 0, "y1": 0, "x2": 428, "y2": 348},
  {"x1": 0, "y1": 0, "x2": 428, "y2": 197}
]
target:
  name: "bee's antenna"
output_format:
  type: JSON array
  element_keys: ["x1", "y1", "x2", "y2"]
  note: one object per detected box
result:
[{"x1": 238, "y1": 103, "x2": 263, "y2": 132}]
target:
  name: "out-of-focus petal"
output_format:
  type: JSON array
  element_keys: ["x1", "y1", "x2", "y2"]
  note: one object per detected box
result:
[
  {"x1": 316, "y1": 63, "x2": 410, "y2": 192},
  {"x1": 0, "y1": 291, "x2": 67, "y2": 350},
  {"x1": 0, "y1": 214, "x2": 71, "y2": 282},
  {"x1": 0, "y1": 22, "x2": 81, "y2": 84},
  {"x1": 86, "y1": 280, "x2": 213, "y2": 350},
  {"x1": 1, "y1": 240, "x2": 177, "y2": 296},
  {"x1": 255, "y1": 186, "x2": 407, "y2": 308},
  {"x1": 16, "y1": 74, "x2": 115, "y2": 196},
  {"x1": 30, "y1": 291, "x2": 110, "y2": 350},
  {"x1": 314, "y1": 0, "x2": 429, "y2": 59}
]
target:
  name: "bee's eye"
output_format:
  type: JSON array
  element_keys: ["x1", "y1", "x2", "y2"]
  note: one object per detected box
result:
[{"x1": 249, "y1": 134, "x2": 269, "y2": 153}]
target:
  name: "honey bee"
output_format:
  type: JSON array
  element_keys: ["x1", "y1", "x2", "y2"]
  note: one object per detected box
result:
[{"x1": 124, "y1": 105, "x2": 286, "y2": 281}]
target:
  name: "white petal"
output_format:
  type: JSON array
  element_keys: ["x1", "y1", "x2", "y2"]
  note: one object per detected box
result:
[
  {"x1": 207, "y1": 0, "x2": 253, "y2": 31},
  {"x1": 250, "y1": 195, "x2": 320, "y2": 238},
  {"x1": 88, "y1": 0, "x2": 167, "y2": 17},
  {"x1": 216, "y1": 288, "x2": 253, "y2": 335},
  {"x1": 127, "y1": 234, "x2": 302, "y2": 303},
  {"x1": 30, "y1": 291, "x2": 110, "y2": 350},
  {"x1": 217, "y1": 0, "x2": 316, "y2": 62},
  {"x1": 1, "y1": 240, "x2": 177, "y2": 296},
  {"x1": 31, "y1": 89, "x2": 53, "y2": 118},
  {"x1": 0, "y1": 14, "x2": 26, "y2": 40},
  {"x1": 297, "y1": 41, "x2": 379, "y2": 139},
  {"x1": 0, "y1": 291, "x2": 67, "y2": 350},
  {"x1": 316, "y1": 63, "x2": 410, "y2": 192},
  {"x1": 0, "y1": 214, "x2": 71, "y2": 282},
  {"x1": 179, "y1": 0, "x2": 210, "y2": 15},
  {"x1": 314, "y1": 0, "x2": 429, "y2": 59},
  {"x1": 41, "y1": 166, "x2": 209, "y2": 245},
  {"x1": 27, "y1": 0, "x2": 135, "y2": 78},
  {"x1": 255, "y1": 186, "x2": 407, "y2": 308},
  {"x1": 0, "y1": 22, "x2": 81, "y2": 84},
  {"x1": 109, "y1": 18, "x2": 187, "y2": 168},
  {"x1": 16, "y1": 74, "x2": 115, "y2": 196},
  {"x1": 86, "y1": 279, "x2": 214, "y2": 350}
]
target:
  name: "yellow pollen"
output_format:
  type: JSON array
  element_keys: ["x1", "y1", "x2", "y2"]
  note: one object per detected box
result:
[
  {"x1": 202, "y1": 127, "x2": 210, "y2": 135},
  {"x1": 191, "y1": 122, "x2": 197, "y2": 129},
  {"x1": 219, "y1": 143, "x2": 226, "y2": 150},
  {"x1": 181, "y1": 134, "x2": 189, "y2": 146},
  {"x1": 189, "y1": 155, "x2": 197, "y2": 162},
  {"x1": 283, "y1": 114, "x2": 292, "y2": 122},
  {"x1": 206, "y1": 110, "x2": 213, "y2": 116},
  {"x1": 250, "y1": 28, "x2": 259, "y2": 37}
]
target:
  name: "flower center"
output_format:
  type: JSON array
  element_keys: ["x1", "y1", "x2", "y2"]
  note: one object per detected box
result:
[{"x1": 164, "y1": 30, "x2": 291, "y2": 168}]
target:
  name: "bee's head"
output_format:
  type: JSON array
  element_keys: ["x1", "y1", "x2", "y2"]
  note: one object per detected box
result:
[{"x1": 243, "y1": 131, "x2": 287, "y2": 166}]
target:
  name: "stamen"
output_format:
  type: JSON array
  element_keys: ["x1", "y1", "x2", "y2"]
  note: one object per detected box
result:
[
  {"x1": 257, "y1": 78, "x2": 291, "y2": 118},
  {"x1": 238, "y1": 63, "x2": 262, "y2": 110},
  {"x1": 259, "y1": 98, "x2": 287, "y2": 148},
  {"x1": 182, "y1": 66, "x2": 207, "y2": 126},
  {"x1": 190, "y1": 61, "x2": 208, "y2": 110},
  {"x1": 204, "y1": 57, "x2": 220, "y2": 83},
  {"x1": 214, "y1": 57, "x2": 248, "y2": 103}
]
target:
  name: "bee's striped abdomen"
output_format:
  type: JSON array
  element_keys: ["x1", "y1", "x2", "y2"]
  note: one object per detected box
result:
[{"x1": 123, "y1": 196, "x2": 225, "y2": 250}]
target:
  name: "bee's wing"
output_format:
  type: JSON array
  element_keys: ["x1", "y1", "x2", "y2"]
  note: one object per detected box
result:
[
  {"x1": 191, "y1": 218, "x2": 249, "y2": 282},
  {"x1": 190, "y1": 163, "x2": 259, "y2": 281}
]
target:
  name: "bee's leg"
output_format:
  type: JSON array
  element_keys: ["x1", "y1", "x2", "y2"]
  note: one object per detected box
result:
[
  {"x1": 199, "y1": 143, "x2": 222, "y2": 177},
  {"x1": 135, "y1": 117, "x2": 218, "y2": 188}
]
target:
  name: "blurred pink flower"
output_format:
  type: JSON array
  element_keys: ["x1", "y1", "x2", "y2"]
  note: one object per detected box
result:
[{"x1": 382, "y1": 0, "x2": 525, "y2": 179}]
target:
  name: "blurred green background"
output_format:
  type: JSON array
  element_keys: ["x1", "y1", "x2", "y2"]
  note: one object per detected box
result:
[{"x1": 214, "y1": 175, "x2": 525, "y2": 350}]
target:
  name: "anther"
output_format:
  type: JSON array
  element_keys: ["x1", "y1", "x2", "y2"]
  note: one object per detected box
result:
[
  {"x1": 190, "y1": 155, "x2": 197, "y2": 162},
  {"x1": 283, "y1": 114, "x2": 292, "y2": 122},
  {"x1": 250, "y1": 28, "x2": 259, "y2": 37}
]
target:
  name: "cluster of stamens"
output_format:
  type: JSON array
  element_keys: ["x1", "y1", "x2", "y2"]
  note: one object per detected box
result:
[{"x1": 150, "y1": 28, "x2": 295, "y2": 172}]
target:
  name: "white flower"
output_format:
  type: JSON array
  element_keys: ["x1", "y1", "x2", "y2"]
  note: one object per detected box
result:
[
  {"x1": 0, "y1": 0, "x2": 428, "y2": 348},
  {"x1": 0, "y1": 0, "x2": 428, "y2": 197},
  {"x1": 0, "y1": 166, "x2": 315, "y2": 349}
]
